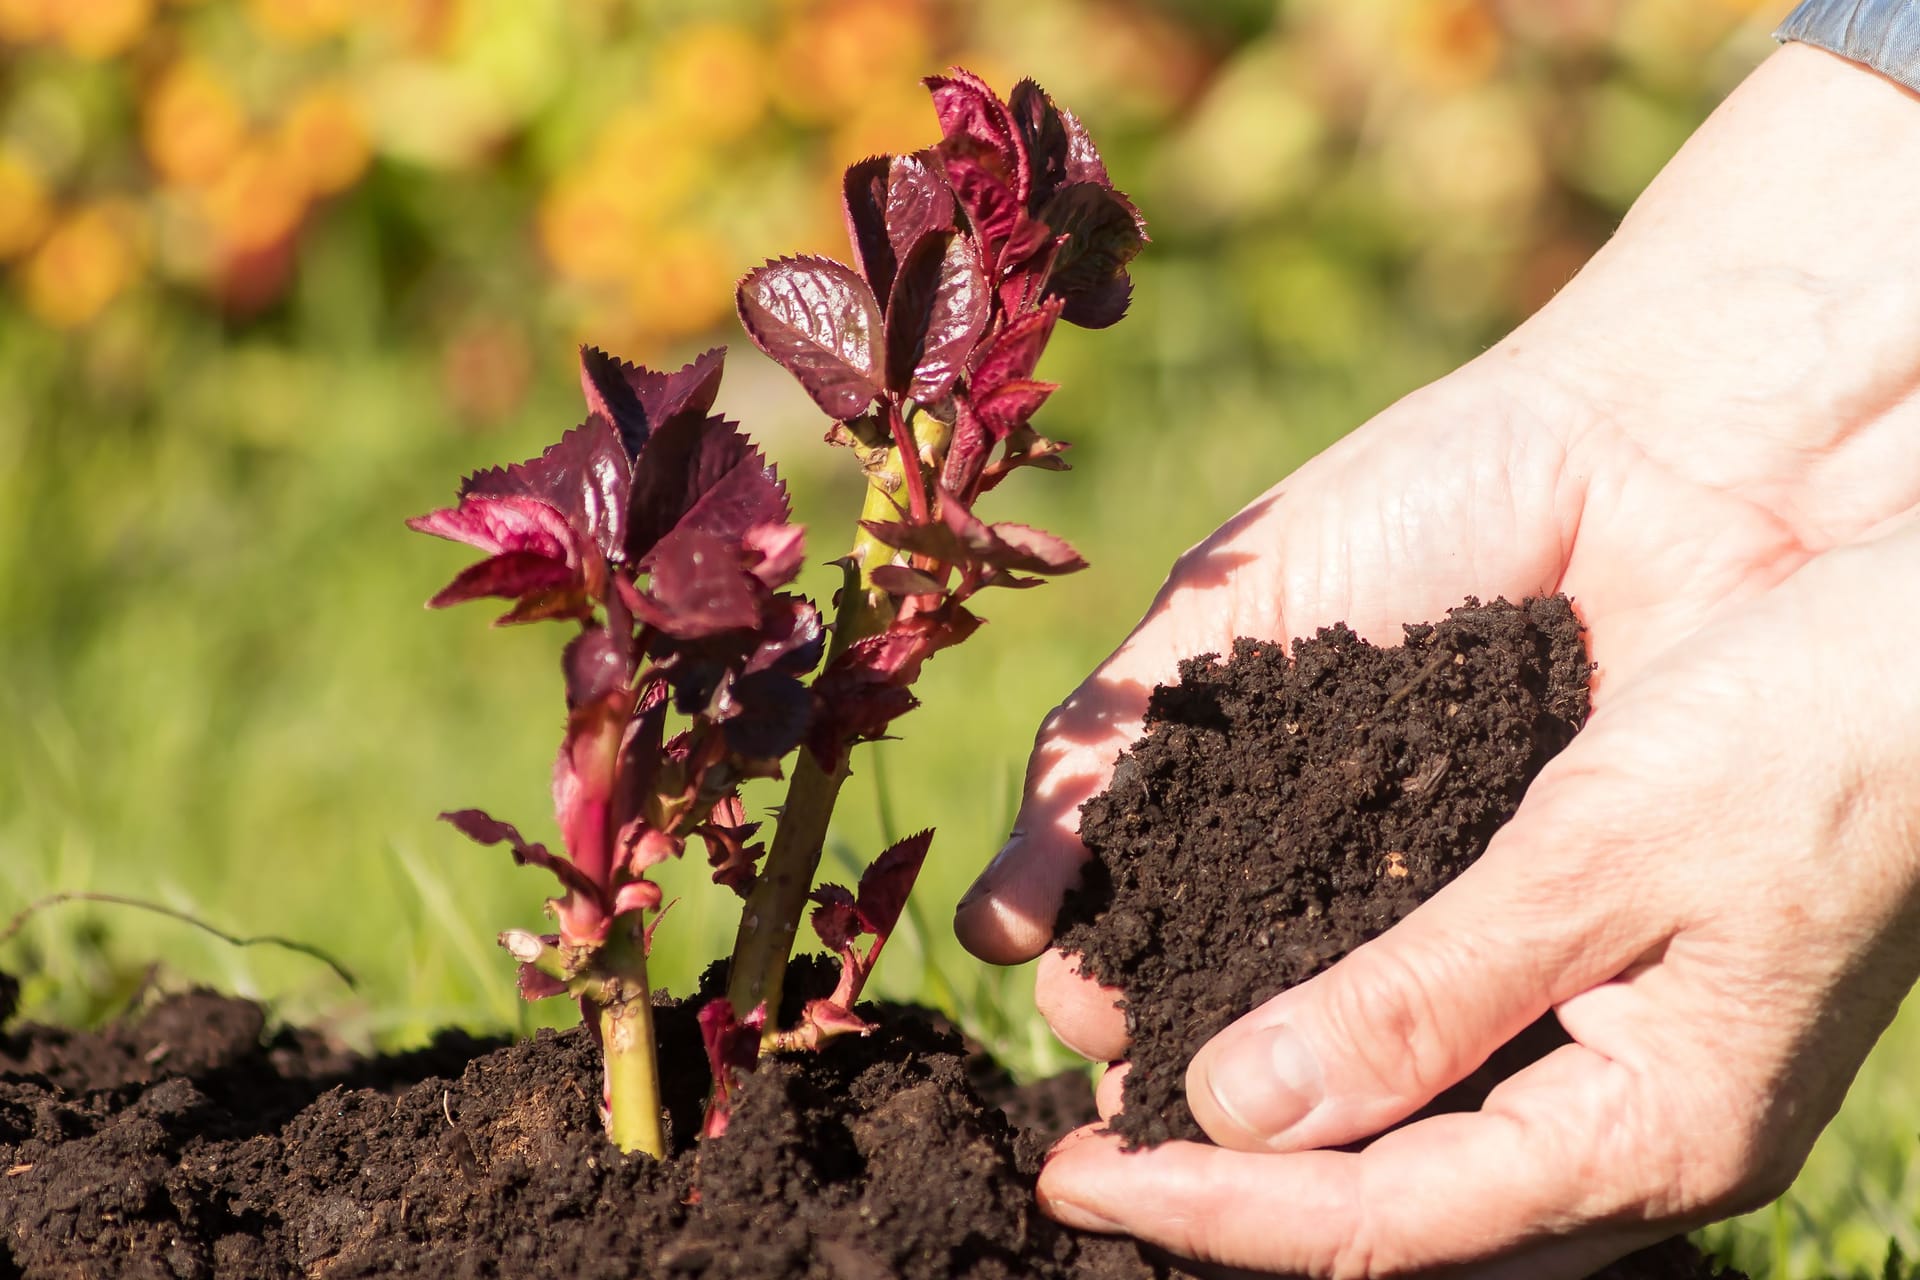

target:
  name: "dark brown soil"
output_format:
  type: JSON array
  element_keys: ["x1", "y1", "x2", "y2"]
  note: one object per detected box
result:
[
  {"x1": 0, "y1": 974, "x2": 1167, "y2": 1280},
  {"x1": 1055, "y1": 597, "x2": 1745, "y2": 1279}
]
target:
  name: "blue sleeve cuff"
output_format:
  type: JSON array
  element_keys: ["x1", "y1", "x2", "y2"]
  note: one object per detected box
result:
[{"x1": 1776, "y1": 0, "x2": 1920, "y2": 96}]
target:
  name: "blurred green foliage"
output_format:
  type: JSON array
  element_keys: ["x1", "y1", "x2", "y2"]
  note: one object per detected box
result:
[{"x1": 1, "y1": 0, "x2": 1913, "y2": 1274}]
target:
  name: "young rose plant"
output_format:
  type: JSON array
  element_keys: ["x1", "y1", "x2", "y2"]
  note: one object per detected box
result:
[{"x1": 411, "y1": 70, "x2": 1145, "y2": 1157}]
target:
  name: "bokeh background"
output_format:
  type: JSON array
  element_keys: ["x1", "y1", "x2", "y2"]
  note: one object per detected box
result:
[{"x1": 1, "y1": 0, "x2": 1912, "y2": 1273}]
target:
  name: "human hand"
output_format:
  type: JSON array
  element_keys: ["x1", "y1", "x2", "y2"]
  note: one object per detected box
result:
[{"x1": 956, "y1": 43, "x2": 1920, "y2": 1276}]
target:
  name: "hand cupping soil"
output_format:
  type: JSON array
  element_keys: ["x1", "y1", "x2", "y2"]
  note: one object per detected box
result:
[{"x1": 1054, "y1": 596, "x2": 1744, "y2": 1279}]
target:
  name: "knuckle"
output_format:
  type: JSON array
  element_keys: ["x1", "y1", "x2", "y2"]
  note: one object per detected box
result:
[{"x1": 1315, "y1": 941, "x2": 1466, "y2": 1105}]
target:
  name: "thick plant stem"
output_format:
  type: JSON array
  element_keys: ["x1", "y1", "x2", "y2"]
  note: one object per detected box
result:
[
  {"x1": 724, "y1": 442, "x2": 912, "y2": 1031},
  {"x1": 597, "y1": 924, "x2": 667, "y2": 1158}
]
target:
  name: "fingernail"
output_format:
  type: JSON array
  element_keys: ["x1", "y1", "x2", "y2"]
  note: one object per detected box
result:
[
  {"x1": 1044, "y1": 1196, "x2": 1124, "y2": 1234},
  {"x1": 957, "y1": 833, "x2": 1023, "y2": 913},
  {"x1": 1199, "y1": 1023, "x2": 1322, "y2": 1144}
]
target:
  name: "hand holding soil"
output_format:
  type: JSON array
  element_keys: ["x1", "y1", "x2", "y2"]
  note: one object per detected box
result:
[{"x1": 957, "y1": 43, "x2": 1920, "y2": 1278}]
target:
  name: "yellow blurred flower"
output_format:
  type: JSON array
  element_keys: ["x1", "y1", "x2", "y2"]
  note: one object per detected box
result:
[
  {"x1": 244, "y1": 0, "x2": 357, "y2": 45},
  {"x1": 626, "y1": 228, "x2": 732, "y2": 339},
  {"x1": 278, "y1": 84, "x2": 371, "y2": 196},
  {"x1": 773, "y1": 0, "x2": 934, "y2": 125},
  {"x1": 0, "y1": 0, "x2": 52, "y2": 43},
  {"x1": 0, "y1": 146, "x2": 52, "y2": 259},
  {"x1": 653, "y1": 21, "x2": 769, "y2": 144},
  {"x1": 20, "y1": 202, "x2": 141, "y2": 329},
  {"x1": 1395, "y1": 0, "x2": 1504, "y2": 93},
  {"x1": 199, "y1": 140, "x2": 309, "y2": 253},
  {"x1": 144, "y1": 61, "x2": 249, "y2": 189},
  {"x1": 52, "y1": 0, "x2": 153, "y2": 60}
]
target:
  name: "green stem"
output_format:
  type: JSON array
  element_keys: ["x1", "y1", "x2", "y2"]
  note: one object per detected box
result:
[
  {"x1": 724, "y1": 441, "x2": 914, "y2": 1030},
  {"x1": 598, "y1": 923, "x2": 666, "y2": 1158}
]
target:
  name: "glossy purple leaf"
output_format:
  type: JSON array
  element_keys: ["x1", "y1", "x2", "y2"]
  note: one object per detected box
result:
[
  {"x1": 941, "y1": 393, "x2": 992, "y2": 500},
  {"x1": 742, "y1": 522, "x2": 805, "y2": 590},
  {"x1": 409, "y1": 493, "x2": 577, "y2": 563},
  {"x1": 884, "y1": 230, "x2": 989, "y2": 403},
  {"x1": 842, "y1": 155, "x2": 895, "y2": 298},
  {"x1": 987, "y1": 521, "x2": 1087, "y2": 574},
  {"x1": 517, "y1": 963, "x2": 568, "y2": 1001},
  {"x1": 714, "y1": 668, "x2": 812, "y2": 760},
  {"x1": 737, "y1": 256, "x2": 884, "y2": 420},
  {"x1": 563, "y1": 626, "x2": 631, "y2": 709},
  {"x1": 461, "y1": 416, "x2": 631, "y2": 561},
  {"x1": 809, "y1": 884, "x2": 860, "y2": 952},
  {"x1": 971, "y1": 298, "x2": 1061, "y2": 394},
  {"x1": 698, "y1": 795, "x2": 764, "y2": 896},
  {"x1": 1060, "y1": 103, "x2": 1111, "y2": 188},
  {"x1": 869, "y1": 564, "x2": 945, "y2": 597},
  {"x1": 804, "y1": 670, "x2": 919, "y2": 772},
  {"x1": 609, "y1": 682, "x2": 669, "y2": 858},
  {"x1": 1061, "y1": 271, "x2": 1134, "y2": 329},
  {"x1": 972, "y1": 378, "x2": 1056, "y2": 440},
  {"x1": 856, "y1": 829, "x2": 933, "y2": 939},
  {"x1": 885, "y1": 153, "x2": 956, "y2": 279},
  {"x1": 580, "y1": 346, "x2": 726, "y2": 459},
  {"x1": 846, "y1": 153, "x2": 961, "y2": 306},
  {"x1": 863, "y1": 493, "x2": 1083, "y2": 576},
  {"x1": 934, "y1": 136, "x2": 1024, "y2": 270},
  {"x1": 634, "y1": 528, "x2": 761, "y2": 638},
  {"x1": 798, "y1": 998, "x2": 873, "y2": 1040},
  {"x1": 698, "y1": 998, "x2": 766, "y2": 1140},
  {"x1": 613, "y1": 879, "x2": 664, "y2": 917},
  {"x1": 745, "y1": 595, "x2": 826, "y2": 676},
  {"x1": 440, "y1": 809, "x2": 604, "y2": 916},
  {"x1": 425, "y1": 552, "x2": 577, "y2": 611},
  {"x1": 1008, "y1": 79, "x2": 1069, "y2": 208},
  {"x1": 925, "y1": 69, "x2": 1027, "y2": 204},
  {"x1": 626, "y1": 415, "x2": 790, "y2": 565},
  {"x1": 1039, "y1": 183, "x2": 1147, "y2": 321}
]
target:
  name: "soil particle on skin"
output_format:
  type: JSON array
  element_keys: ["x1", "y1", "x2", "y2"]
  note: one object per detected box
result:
[
  {"x1": 1056, "y1": 597, "x2": 1746, "y2": 1280},
  {"x1": 0, "y1": 975, "x2": 1170, "y2": 1280}
]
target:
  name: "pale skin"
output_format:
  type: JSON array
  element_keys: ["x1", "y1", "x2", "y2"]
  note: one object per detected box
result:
[{"x1": 953, "y1": 44, "x2": 1920, "y2": 1278}]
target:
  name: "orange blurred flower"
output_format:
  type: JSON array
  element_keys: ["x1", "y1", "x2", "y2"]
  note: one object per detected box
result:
[
  {"x1": 199, "y1": 140, "x2": 309, "y2": 253},
  {"x1": 244, "y1": 0, "x2": 357, "y2": 45},
  {"x1": 278, "y1": 84, "x2": 371, "y2": 196},
  {"x1": 145, "y1": 60, "x2": 249, "y2": 189},
  {"x1": 539, "y1": 167, "x2": 648, "y2": 285},
  {"x1": 52, "y1": 0, "x2": 153, "y2": 60},
  {"x1": 0, "y1": 146, "x2": 52, "y2": 260},
  {"x1": 20, "y1": 202, "x2": 142, "y2": 329},
  {"x1": 653, "y1": 21, "x2": 769, "y2": 144},
  {"x1": 627, "y1": 228, "x2": 732, "y2": 339},
  {"x1": 773, "y1": 0, "x2": 934, "y2": 125},
  {"x1": 1395, "y1": 0, "x2": 1505, "y2": 93},
  {"x1": 0, "y1": 0, "x2": 52, "y2": 43}
]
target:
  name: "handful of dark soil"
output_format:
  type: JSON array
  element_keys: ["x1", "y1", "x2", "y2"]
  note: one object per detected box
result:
[
  {"x1": 1056, "y1": 596, "x2": 1590, "y2": 1146},
  {"x1": 1054, "y1": 596, "x2": 1744, "y2": 1279}
]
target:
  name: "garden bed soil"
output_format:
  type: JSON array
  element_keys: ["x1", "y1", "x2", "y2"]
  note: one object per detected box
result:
[
  {"x1": 0, "y1": 974, "x2": 1166, "y2": 1280},
  {"x1": 1055, "y1": 595, "x2": 1743, "y2": 1278}
]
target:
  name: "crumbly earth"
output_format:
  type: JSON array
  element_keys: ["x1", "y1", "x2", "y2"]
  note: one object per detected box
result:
[
  {"x1": 1056, "y1": 596, "x2": 1745, "y2": 1279},
  {"x1": 0, "y1": 977, "x2": 1168, "y2": 1280}
]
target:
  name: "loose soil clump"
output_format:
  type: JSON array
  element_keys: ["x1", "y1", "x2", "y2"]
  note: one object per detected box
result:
[
  {"x1": 1056, "y1": 596, "x2": 1743, "y2": 1279},
  {"x1": 0, "y1": 976, "x2": 1166, "y2": 1280}
]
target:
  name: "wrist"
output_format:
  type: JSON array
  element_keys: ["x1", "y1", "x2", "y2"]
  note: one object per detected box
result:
[{"x1": 1488, "y1": 43, "x2": 1920, "y2": 542}]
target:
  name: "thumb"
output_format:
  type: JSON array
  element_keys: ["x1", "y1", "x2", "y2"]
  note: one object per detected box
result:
[{"x1": 1185, "y1": 792, "x2": 1656, "y2": 1153}]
